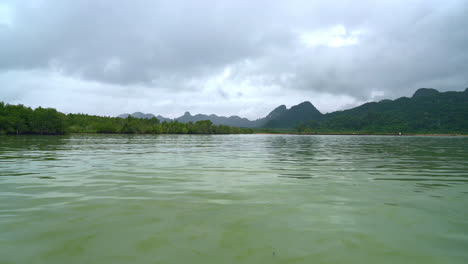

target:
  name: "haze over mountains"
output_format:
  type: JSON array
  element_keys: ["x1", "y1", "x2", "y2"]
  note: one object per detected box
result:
[
  {"x1": 118, "y1": 111, "x2": 261, "y2": 127},
  {"x1": 119, "y1": 88, "x2": 468, "y2": 132},
  {"x1": 119, "y1": 97, "x2": 328, "y2": 127}
]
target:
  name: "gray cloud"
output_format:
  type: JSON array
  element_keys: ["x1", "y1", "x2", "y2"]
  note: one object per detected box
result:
[
  {"x1": 0, "y1": 0, "x2": 467, "y2": 118},
  {"x1": 0, "y1": 0, "x2": 284, "y2": 84}
]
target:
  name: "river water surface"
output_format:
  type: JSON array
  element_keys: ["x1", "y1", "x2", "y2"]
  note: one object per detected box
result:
[{"x1": 1, "y1": 134, "x2": 467, "y2": 263}]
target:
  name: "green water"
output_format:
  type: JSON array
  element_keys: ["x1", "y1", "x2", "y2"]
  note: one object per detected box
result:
[{"x1": 1, "y1": 134, "x2": 467, "y2": 263}]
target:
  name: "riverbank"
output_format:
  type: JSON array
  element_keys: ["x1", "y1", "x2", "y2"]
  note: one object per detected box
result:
[
  {"x1": 2, "y1": 132, "x2": 466, "y2": 136},
  {"x1": 253, "y1": 132, "x2": 468, "y2": 136}
]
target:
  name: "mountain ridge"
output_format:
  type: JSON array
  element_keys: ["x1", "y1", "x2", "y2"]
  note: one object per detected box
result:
[{"x1": 118, "y1": 88, "x2": 468, "y2": 132}]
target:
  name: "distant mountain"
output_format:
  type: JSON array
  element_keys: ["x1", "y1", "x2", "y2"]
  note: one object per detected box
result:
[
  {"x1": 156, "y1": 115, "x2": 172, "y2": 123},
  {"x1": 412, "y1": 88, "x2": 439, "y2": 98},
  {"x1": 316, "y1": 88, "x2": 468, "y2": 132},
  {"x1": 117, "y1": 113, "x2": 130, "y2": 118},
  {"x1": 265, "y1": 105, "x2": 287, "y2": 120},
  {"x1": 118, "y1": 111, "x2": 261, "y2": 127},
  {"x1": 118, "y1": 112, "x2": 172, "y2": 123},
  {"x1": 118, "y1": 112, "x2": 156, "y2": 119},
  {"x1": 260, "y1": 88, "x2": 468, "y2": 132},
  {"x1": 117, "y1": 88, "x2": 468, "y2": 133},
  {"x1": 117, "y1": 103, "x2": 323, "y2": 129},
  {"x1": 174, "y1": 112, "x2": 263, "y2": 127},
  {"x1": 264, "y1": 101, "x2": 323, "y2": 128}
]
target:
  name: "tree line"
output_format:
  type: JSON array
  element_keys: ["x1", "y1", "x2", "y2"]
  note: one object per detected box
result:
[{"x1": 0, "y1": 102, "x2": 253, "y2": 135}]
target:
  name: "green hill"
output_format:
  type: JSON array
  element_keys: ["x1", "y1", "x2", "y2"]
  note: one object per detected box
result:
[
  {"x1": 264, "y1": 101, "x2": 323, "y2": 128},
  {"x1": 263, "y1": 88, "x2": 468, "y2": 134}
]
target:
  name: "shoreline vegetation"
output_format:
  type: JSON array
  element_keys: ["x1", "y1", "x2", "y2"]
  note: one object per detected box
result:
[
  {"x1": 253, "y1": 132, "x2": 468, "y2": 136},
  {"x1": 0, "y1": 102, "x2": 253, "y2": 135},
  {"x1": 251, "y1": 127, "x2": 468, "y2": 136},
  {"x1": 1, "y1": 101, "x2": 467, "y2": 136}
]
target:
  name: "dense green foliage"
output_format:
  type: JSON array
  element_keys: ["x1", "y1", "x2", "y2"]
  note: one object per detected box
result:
[
  {"x1": 0, "y1": 102, "x2": 66, "y2": 135},
  {"x1": 265, "y1": 88, "x2": 468, "y2": 134},
  {"x1": 318, "y1": 89, "x2": 468, "y2": 134},
  {"x1": 0, "y1": 102, "x2": 253, "y2": 135}
]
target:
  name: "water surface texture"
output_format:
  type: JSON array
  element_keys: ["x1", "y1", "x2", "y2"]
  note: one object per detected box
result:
[{"x1": 1, "y1": 134, "x2": 468, "y2": 263}]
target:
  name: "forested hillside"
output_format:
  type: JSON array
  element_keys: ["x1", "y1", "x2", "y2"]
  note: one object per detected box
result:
[
  {"x1": 316, "y1": 88, "x2": 468, "y2": 133},
  {"x1": 264, "y1": 101, "x2": 323, "y2": 128},
  {"x1": 262, "y1": 88, "x2": 468, "y2": 134}
]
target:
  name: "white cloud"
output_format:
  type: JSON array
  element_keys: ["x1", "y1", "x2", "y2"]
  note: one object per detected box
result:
[
  {"x1": 0, "y1": 3, "x2": 13, "y2": 27},
  {"x1": 300, "y1": 25, "x2": 363, "y2": 48}
]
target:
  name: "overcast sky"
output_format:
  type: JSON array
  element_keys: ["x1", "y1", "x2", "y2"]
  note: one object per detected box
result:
[{"x1": 1, "y1": 0, "x2": 467, "y2": 119}]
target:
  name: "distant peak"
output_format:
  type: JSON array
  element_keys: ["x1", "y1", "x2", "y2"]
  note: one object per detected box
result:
[
  {"x1": 183, "y1": 111, "x2": 191, "y2": 116},
  {"x1": 297, "y1": 101, "x2": 313, "y2": 106},
  {"x1": 275, "y1": 105, "x2": 287, "y2": 111},
  {"x1": 292, "y1": 101, "x2": 317, "y2": 110},
  {"x1": 412, "y1": 88, "x2": 439, "y2": 98},
  {"x1": 266, "y1": 104, "x2": 288, "y2": 119},
  {"x1": 289, "y1": 101, "x2": 322, "y2": 115},
  {"x1": 117, "y1": 113, "x2": 130, "y2": 118}
]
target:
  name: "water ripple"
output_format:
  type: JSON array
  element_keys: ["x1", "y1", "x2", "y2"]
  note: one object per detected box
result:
[{"x1": 1, "y1": 134, "x2": 468, "y2": 263}]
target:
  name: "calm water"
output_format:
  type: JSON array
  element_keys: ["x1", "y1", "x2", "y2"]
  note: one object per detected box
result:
[{"x1": 1, "y1": 134, "x2": 468, "y2": 263}]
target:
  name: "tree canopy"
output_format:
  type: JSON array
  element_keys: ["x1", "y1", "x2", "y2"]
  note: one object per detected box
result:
[{"x1": 0, "y1": 102, "x2": 253, "y2": 135}]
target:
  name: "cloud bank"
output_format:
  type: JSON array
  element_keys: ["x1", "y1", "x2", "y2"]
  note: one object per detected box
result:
[{"x1": 1, "y1": 0, "x2": 467, "y2": 118}]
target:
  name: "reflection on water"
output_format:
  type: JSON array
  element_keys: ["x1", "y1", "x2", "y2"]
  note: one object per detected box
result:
[{"x1": 0, "y1": 134, "x2": 468, "y2": 263}]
